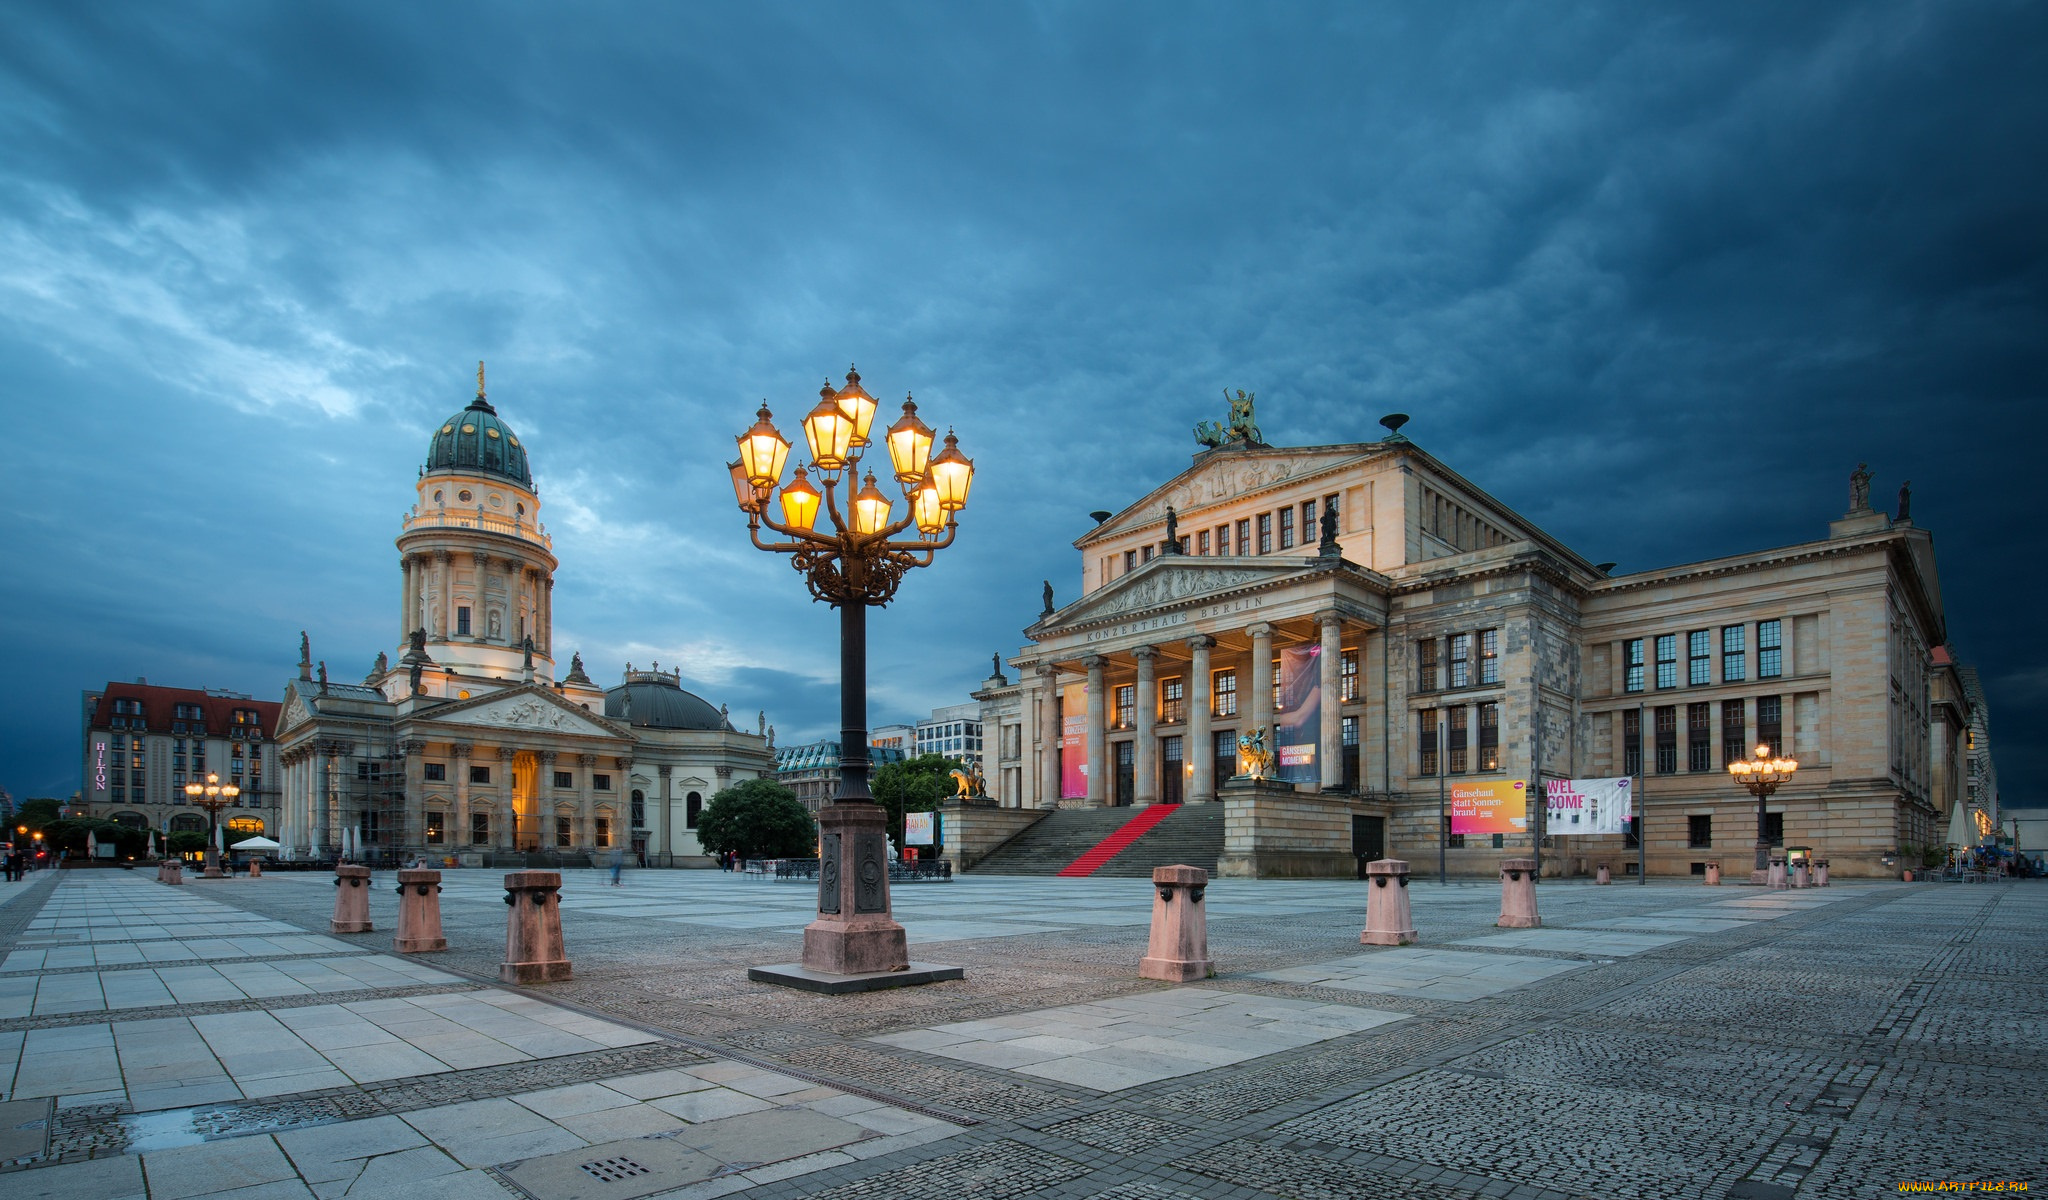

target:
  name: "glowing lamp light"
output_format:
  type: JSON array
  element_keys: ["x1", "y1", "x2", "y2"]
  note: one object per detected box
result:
[
  {"x1": 802, "y1": 383, "x2": 855, "y2": 474},
  {"x1": 885, "y1": 395, "x2": 934, "y2": 484},
  {"x1": 779, "y1": 465, "x2": 822, "y2": 530},
  {"x1": 927, "y1": 429, "x2": 974, "y2": 511},
  {"x1": 834, "y1": 366, "x2": 879, "y2": 448},
  {"x1": 851, "y1": 471, "x2": 893, "y2": 535},
  {"x1": 911, "y1": 474, "x2": 945, "y2": 536},
  {"x1": 737, "y1": 404, "x2": 790, "y2": 488}
]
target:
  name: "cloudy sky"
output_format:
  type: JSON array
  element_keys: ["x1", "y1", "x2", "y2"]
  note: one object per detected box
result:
[{"x1": 1, "y1": 2, "x2": 2041, "y2": 805}]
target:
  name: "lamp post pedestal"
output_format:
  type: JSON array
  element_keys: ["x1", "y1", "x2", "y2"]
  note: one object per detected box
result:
[{"x1": 802, "y1": 802, "x2": 908, "y2": 974}]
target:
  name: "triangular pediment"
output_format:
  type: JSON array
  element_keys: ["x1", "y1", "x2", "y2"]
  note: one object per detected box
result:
[
  {"x1": 1033, "y1": 557, "x2": 1314, "y2": 634},
  {"x1": 407, "y1": 685, "x2": 632, "y2": 742},
  {"x1": 1079, "y1": 444, "x2": 1386, "y2": 547},
  {"x1": 279, "y1": 686, "x2": 311, "y2": 734}
]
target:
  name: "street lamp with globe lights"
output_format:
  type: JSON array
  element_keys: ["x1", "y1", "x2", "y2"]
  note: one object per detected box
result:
[
  {"x1": 183, "y1": 772, "x2": 240, "y2": 877},
  {"x1": 729, "y1": 367, "x2": 972, "y2": 982},
  {"x1": 1727, "y1": 744, "x2": 1798, "y2": 881}
]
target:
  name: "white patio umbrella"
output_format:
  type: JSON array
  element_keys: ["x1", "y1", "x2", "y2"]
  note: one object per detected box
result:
[
  {"x1": 87, "y1": 830, "x2": 99, "y2": 858},
  {"x1": 1946, "y1": 800, "x2": 1973, "y2": 848},
  {"x1": 230, "y1": 836, "x2": 281, "y2": 851},
  {"x1": 149, "y1": 831, "x2": 160, "y2": 858}
]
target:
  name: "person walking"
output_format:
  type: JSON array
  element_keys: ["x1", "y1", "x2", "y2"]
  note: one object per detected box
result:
[{"x1": 608, "y1": 845, "x2": 625, "y2": 887}]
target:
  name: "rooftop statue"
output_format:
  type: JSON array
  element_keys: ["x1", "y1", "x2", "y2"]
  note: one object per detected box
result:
[{"x1": 1194, "y1": 389, "x2": 1264, "y2": 449}]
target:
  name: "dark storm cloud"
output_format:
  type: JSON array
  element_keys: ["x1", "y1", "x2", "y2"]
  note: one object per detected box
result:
[{"x1": 0, "y1": 2, "x2": 2041, "y2": 801}]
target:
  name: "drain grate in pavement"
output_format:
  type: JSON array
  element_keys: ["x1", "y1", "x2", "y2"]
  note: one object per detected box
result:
[{"x1": 579, "y1": 1156, "x2": 652, "y2": 1182}]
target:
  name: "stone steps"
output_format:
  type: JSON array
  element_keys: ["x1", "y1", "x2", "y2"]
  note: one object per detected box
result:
[{"x1": 967, "y1": 804, "x2": 1223, "y2": 877}]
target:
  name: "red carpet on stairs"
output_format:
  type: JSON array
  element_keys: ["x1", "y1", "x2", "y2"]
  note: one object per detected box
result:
[{"x1": 1055, "y1": 804, "x2": 1179, "y2": 877}]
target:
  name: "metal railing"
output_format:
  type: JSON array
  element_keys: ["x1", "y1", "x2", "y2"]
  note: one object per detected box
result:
[{"x1": 400, "y1": 507, "x2": 552, "y2": 550}]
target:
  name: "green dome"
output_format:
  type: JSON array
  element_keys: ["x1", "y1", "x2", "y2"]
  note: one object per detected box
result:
[{"x1": 426, "y1": 393, "x2": 532, "y2": 488}]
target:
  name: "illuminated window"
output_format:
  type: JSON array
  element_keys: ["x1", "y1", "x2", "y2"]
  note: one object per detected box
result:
[
  {"x1": 1478, "y1": 702, "x2": 1499, "y2": 771},
  {"x1": 1479, "y1": 629, "x2": 1500, "y2": 684},
  {"x1": 1213, "y1": 669, "x2": 1237, "y2": 717},
  {"x1": 1113, "y1": 685, "x2": 1135, "y2": 730},
  {"x1": 1160, "y1": 676, "x2": 1185, "y2": 723},
  {"x1": 426, "y1": 811, "x2": 445, "y2": 844},
  {"x1": 1340, "y1": 650, "x2": 1358, "y2": 701}
]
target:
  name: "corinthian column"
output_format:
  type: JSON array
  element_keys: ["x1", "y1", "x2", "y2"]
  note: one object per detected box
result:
[
  {"x1": 1188, "y1": 636, "x2": 1215, "y2": 804},
  {"x1": 1037, "y1": 665, "x2": 1061, "y2": 808},
  {"x1": 1084, "y1": 655, "x2": 1108, "y2": 807},
  {"x1": 1318, "y1": 611, "x2": 1344, "y2": 792},
  {"x1": 1133, "y1": 646, "x2": 1158, "y2": 805},
  {"x1": 1249, "y1": 622, "x2": 1275, "y2": 746}
]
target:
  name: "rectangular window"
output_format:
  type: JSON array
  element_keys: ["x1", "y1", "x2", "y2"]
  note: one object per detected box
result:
[
  {"x1": 595, "y1": 817, "x2": 611, "y2": 848},
  {"x1": 426, "y1": 811, "x2": 445, "y2": 844},
  {"x1": 555, "y1": 816, "x2": 571, "y2": 848},
  {"x1": 1419, "y1": 708, "x2": 1440, "y2": 776},
  {"x1": 1477, "y1": 702, "x2": 1499, "y2": 771},
  {"x1": 1141, "y1": 544, "x2": 1153, "y2": 563},
  {"x1": 1214, "y1": 731, "x2": 1237, "y2": 782},
  {"x1": 1655, "y1": 634, "x2": 1678, "y2": 689},
  {"x1": 1687, "y1": 702, "x2": 1712, "y2": 771},
  {"x1": 1197, "y1": 529, "x2": 1209, "y2": 555},
  {"x1": 1160, "y1": 676, "x2": 1185, "y2": 723},
  {"x1": 1113, "y1": 684, "x2": 1135, "y2": 731},
  {"x1": 469, "y1": 765, "x2": 491, "y2": 785},
  {"x1": 457, "y1": 606, "x2": 472, "y2": 636},
  {"x1": 1723, "y1": 625, "x2": 1747, "y2": 682},
  {"x1": 1626, "y1": 815, "x2": 1642, "y2": 848},
  {"x1": 1340, "y1": 650, "x2": 1359, "y2": 702},
  {"x1": 553, "y1": 770, "x2": 573, "y2": 789},
  {"x1": 1449, "y1": 633, "x2": 1472, "y2": 689},
  {"x1": 1446, "y1": 815, "x2": 1464, "y2": 849},
  {"x1": 1257, "y1": 513, "x2": 1273, "y2": 554},
  {"x1": 1123, "y1": 550, "x2": 1136, "y2": 573},
  {"x1": 1235, "y1": 518, "x2": 1250, "y2": 555},
  {"x1": 1278, "y1": 506, "x2": 1294, "y2": 549},
  {"x1": 630, "y1": 791, "x2": 645, "y2": 827},
  {"x1": 1689, "y1": 630, "x2": 1711, "y2": 686},
  {"x1": 1764, "y1": 812, "x2": 1784, "y2": 846},
  {"x1": 1757, "y1": 619, "x2": 1782, "y2": 679},
  {"x1": 470, "y1": 812, "x2": 489, "y2": 845},
  {"x1": 1417, "y1": 638, "x2": 1440, "y2": 693},
  {"x1": 1272, "y1": 657, "x2": 1282, "y2": 710},
  {"x1": 1622, "y1": 708, "x2": 1642, "y2": 776},
  {"x1": 1757, "y1": 695, "x2": 1783, "y2": 755},
  {"x1": 1479, "y1": 629, "x2": 1500, "y2": 684},
  {"x1": 1215, "y1": 524, "x2": 1231, "y2": 555},
  {"x1": 1301, "y1": 499, "x2": 1316, "y2": 541},
  {"x1": 1448, "y1": 706, "x2": 1469, "y2": 773},
  {"x1": 1654, "y1": 706, "x2": 1677, "y2": 774},
  {"x1": 1624, "y1": 638, "x2": 1645, "y2": 694},
  {"x1": 593, "y1": 773, "x2": 611, "y2": 790},
  {"x1": 1688, "y1": 814, "x2": 1712, "y2": 849},
  {"x1": 1723, "y1": 699, "x2": 1747, "y2": 765},
  {"x1": 1212, "y1": 669, "x2": 1237, "y2": 717}
]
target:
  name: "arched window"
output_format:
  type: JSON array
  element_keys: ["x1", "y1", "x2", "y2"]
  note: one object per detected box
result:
[
  {"x1": 169, "y1": 814, "x2": 205, "y2": 833},
  {"x1": 686, "y1": 792, "x2": 703, "y2": 829},
  {"x1": 111, "y1": 811, "x2": 148, "y2": 829},
  {"x1": 631, "y1": 789, "x2": 646, "y2": 828}
]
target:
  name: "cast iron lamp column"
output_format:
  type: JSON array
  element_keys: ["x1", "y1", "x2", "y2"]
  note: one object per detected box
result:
[
  {"x1": 730, "y1": 367, "x2": 972, "y2": 975},
  {"x1": 1727, "y1": 744, "x2": 1797, "y2": 883},
  {"x1": 183, "y1": 772, "x2": 241, "y2": 877}
]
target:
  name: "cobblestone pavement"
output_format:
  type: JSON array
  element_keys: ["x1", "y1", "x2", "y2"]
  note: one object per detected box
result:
[{"x1": 1, "y1": 866, "x2": 2041, "y2": 1199}]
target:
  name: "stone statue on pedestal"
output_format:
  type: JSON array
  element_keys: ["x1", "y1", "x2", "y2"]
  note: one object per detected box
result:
[
  {"x1": 1164, "y1": 505, "x2": 1180, "y2": 553},
  {"x1": 1897, "y1": 480, "x2": 1911, "y2": 522},
  {"x1": 1042, "y1": 579, "x2": 1055, "y2": 616},
  {"x1": 1849, "y1": 462, "x2": 1872, "y2": 513}
]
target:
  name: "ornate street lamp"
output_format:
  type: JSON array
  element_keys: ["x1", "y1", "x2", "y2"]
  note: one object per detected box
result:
[
  {"x1": 183, "y1": 771, "x2": 241, "y2": 877},
  {"x1": 1727, "y1": 743, "x2": 1797, "y2": 881},
  {"x1": 731, "y1": 367, "x2": 970, "y2": 980}
]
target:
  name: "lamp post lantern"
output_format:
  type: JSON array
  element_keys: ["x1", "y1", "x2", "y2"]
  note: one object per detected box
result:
[
  {"x1": 731, "y1": 367, "x2": 971, "y2": 980},
  {"x1": 183, "y1": 771, "x2": 240, "y2": 877},
  {"x1": 1727, "y1": 743, "x2": 1797, "y2": 883}
]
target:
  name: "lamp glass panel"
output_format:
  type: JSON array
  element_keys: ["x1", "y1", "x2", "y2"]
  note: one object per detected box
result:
[
  {"x1": 803, "y1": 399, "x2": 854, "y2": 471},
  {"x1": 886, "y1": 408, "x2": 935, "y2": 483},
  {"x1": 780, "y1": 472, "x2": 822, "y2": 529}
]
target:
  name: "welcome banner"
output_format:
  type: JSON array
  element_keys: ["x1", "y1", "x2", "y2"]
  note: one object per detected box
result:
[
  {"x1": 1450, "y1": 779, "x2": 1529, "y2": 836},
  {"x1": 1061, "y1": 682, "x2": 1089, "y2": 799},
  {"x1": 1543, "y1": 776, "x2": 1633, "y2": 836},
  {"x1": 1274, "y1": 645, "x2": 1322, "y2": 783}
]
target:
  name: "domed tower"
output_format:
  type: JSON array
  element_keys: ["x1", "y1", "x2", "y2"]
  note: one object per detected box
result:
[{"x1": 394, "y1": 364, "x2": 559, "y2": 686}]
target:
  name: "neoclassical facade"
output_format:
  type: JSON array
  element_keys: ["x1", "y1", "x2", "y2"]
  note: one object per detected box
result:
[
  {"x1": 984, "y1": 409, "x2": 1965, "y2": 878},
  {"x1": 274, "y1": 369, "x2": 772, "y2": 863}
]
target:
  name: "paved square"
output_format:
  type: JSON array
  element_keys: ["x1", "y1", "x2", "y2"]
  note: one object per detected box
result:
[
  {"x1": 1252, "y1": 946, "x2": 1589, "y2": 999},
  {"x1": 874, "y1": 987, "x2": 1407, "y2": 1091},
  {"x1": 1452, "y1": 927, "x2": 1690, "y2": 956}
]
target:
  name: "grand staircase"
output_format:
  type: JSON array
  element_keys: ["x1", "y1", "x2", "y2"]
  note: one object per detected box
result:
[{"x1": 966, "y1": 804, "x2": 1223, "y2": 878}]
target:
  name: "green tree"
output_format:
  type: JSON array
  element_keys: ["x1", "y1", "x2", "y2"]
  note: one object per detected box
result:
[
  {"x1": 870, "y1": 753, "x2": 962, "y2": 849},
  {"x1": 39, "y1": 818, "x2": 147, "y2": 857},
  {"x1": 167, "y1": 830, "x2": 211, "y2": 857},
  {"x1": 696, "y1": 779, "x2": 817, "y2": 860},
  {"x1": 13, "y1": 797, "x2": 61, "y2": 834}
]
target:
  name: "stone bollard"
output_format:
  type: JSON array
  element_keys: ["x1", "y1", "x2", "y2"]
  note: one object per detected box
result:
[
  {"x1": 165, "y1": 862, "x2": 183, "y2": 886},
  {"x1": 1497, "y1": 858, "x2": 1540, "y2": 928},
  {"x1": 1704, "y1": 861, "x2": 1722, "y2": 886},
  {"x1": 501, "y1": 871, "x2": 571, "y2": 984},
  {"x1": 1596, "y1": 863, "x2": 1612, "y2": 885},
  {"x1": 1140, "y1": 865, "x2": 1214, "y2": 982},
  {"x1": 1791, "y1": 861, "x2": 1810, "y2": 889},
  {"x1": 393, "y1": 869, "x2": 447, "y2": 953},
  {"x1": 1815, "y1": 859, "x2": 1829, "y2": 887},
  {"x1": 247, "y1": 861, "x2": 262, "y2": 878},
  {"x1": 1767, "y1": 855, "x2": 1788, "y2": 890},
  {"x1": 331, "y1": 864, "x2": 373, "y2": 933},
  {"x1": 1361, "y1": 858, "x2": 1418, "y2": 946}
]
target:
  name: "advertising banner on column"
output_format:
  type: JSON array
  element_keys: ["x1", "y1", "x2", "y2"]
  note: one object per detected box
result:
[
  {"x1": 903, "y1": 812, "x2": 935, "y2": 846},
  {"x1": 1060, "y1": 682, "x2": 1089, "y2": 799},
  {"x1": 1543, "y1": 777, "x2": 1632, "y2": 836},
  {"x1": 1449, "y1": 779, "x2": 1529, "y2": 835},
  {"x1": 1274, "y1": 645, "x2": 1322, "y2": 783}
]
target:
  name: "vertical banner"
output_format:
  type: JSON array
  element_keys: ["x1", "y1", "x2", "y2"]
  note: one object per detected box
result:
[
  {"x1": 1449, "y1": 780, "x2": 1529, "y2": 835},
  {"x1": 90, "y1": 737, "x2": 111, "y2": 800},
  {"x1": 1060, "y1": 682, "x2": 1089, "y2": 799},
  {"x1": 1543, "y1": 777, "x2": 1633, "y2": 836},
  {"x1": 1275, "y1": 645, "x2": 1321, "y2": 782}
]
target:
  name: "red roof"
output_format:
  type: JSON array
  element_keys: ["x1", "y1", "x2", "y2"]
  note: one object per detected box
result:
[{"x1": 88, "y1": 682, "x2": 282, "y2": 737}]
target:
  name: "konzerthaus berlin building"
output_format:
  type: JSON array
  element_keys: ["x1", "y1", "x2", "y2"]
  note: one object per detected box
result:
[
  {"x1": 274, "y1": 369, "x2": 772, "y2": 864},
  {"x1": 978, "y1": 404, "x2": 1966, "y2": 879}
]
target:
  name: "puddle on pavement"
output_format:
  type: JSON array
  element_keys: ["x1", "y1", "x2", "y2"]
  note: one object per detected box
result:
[{"x1": 120, "y1": 1108, "x2": 207, "y2": 1151}]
